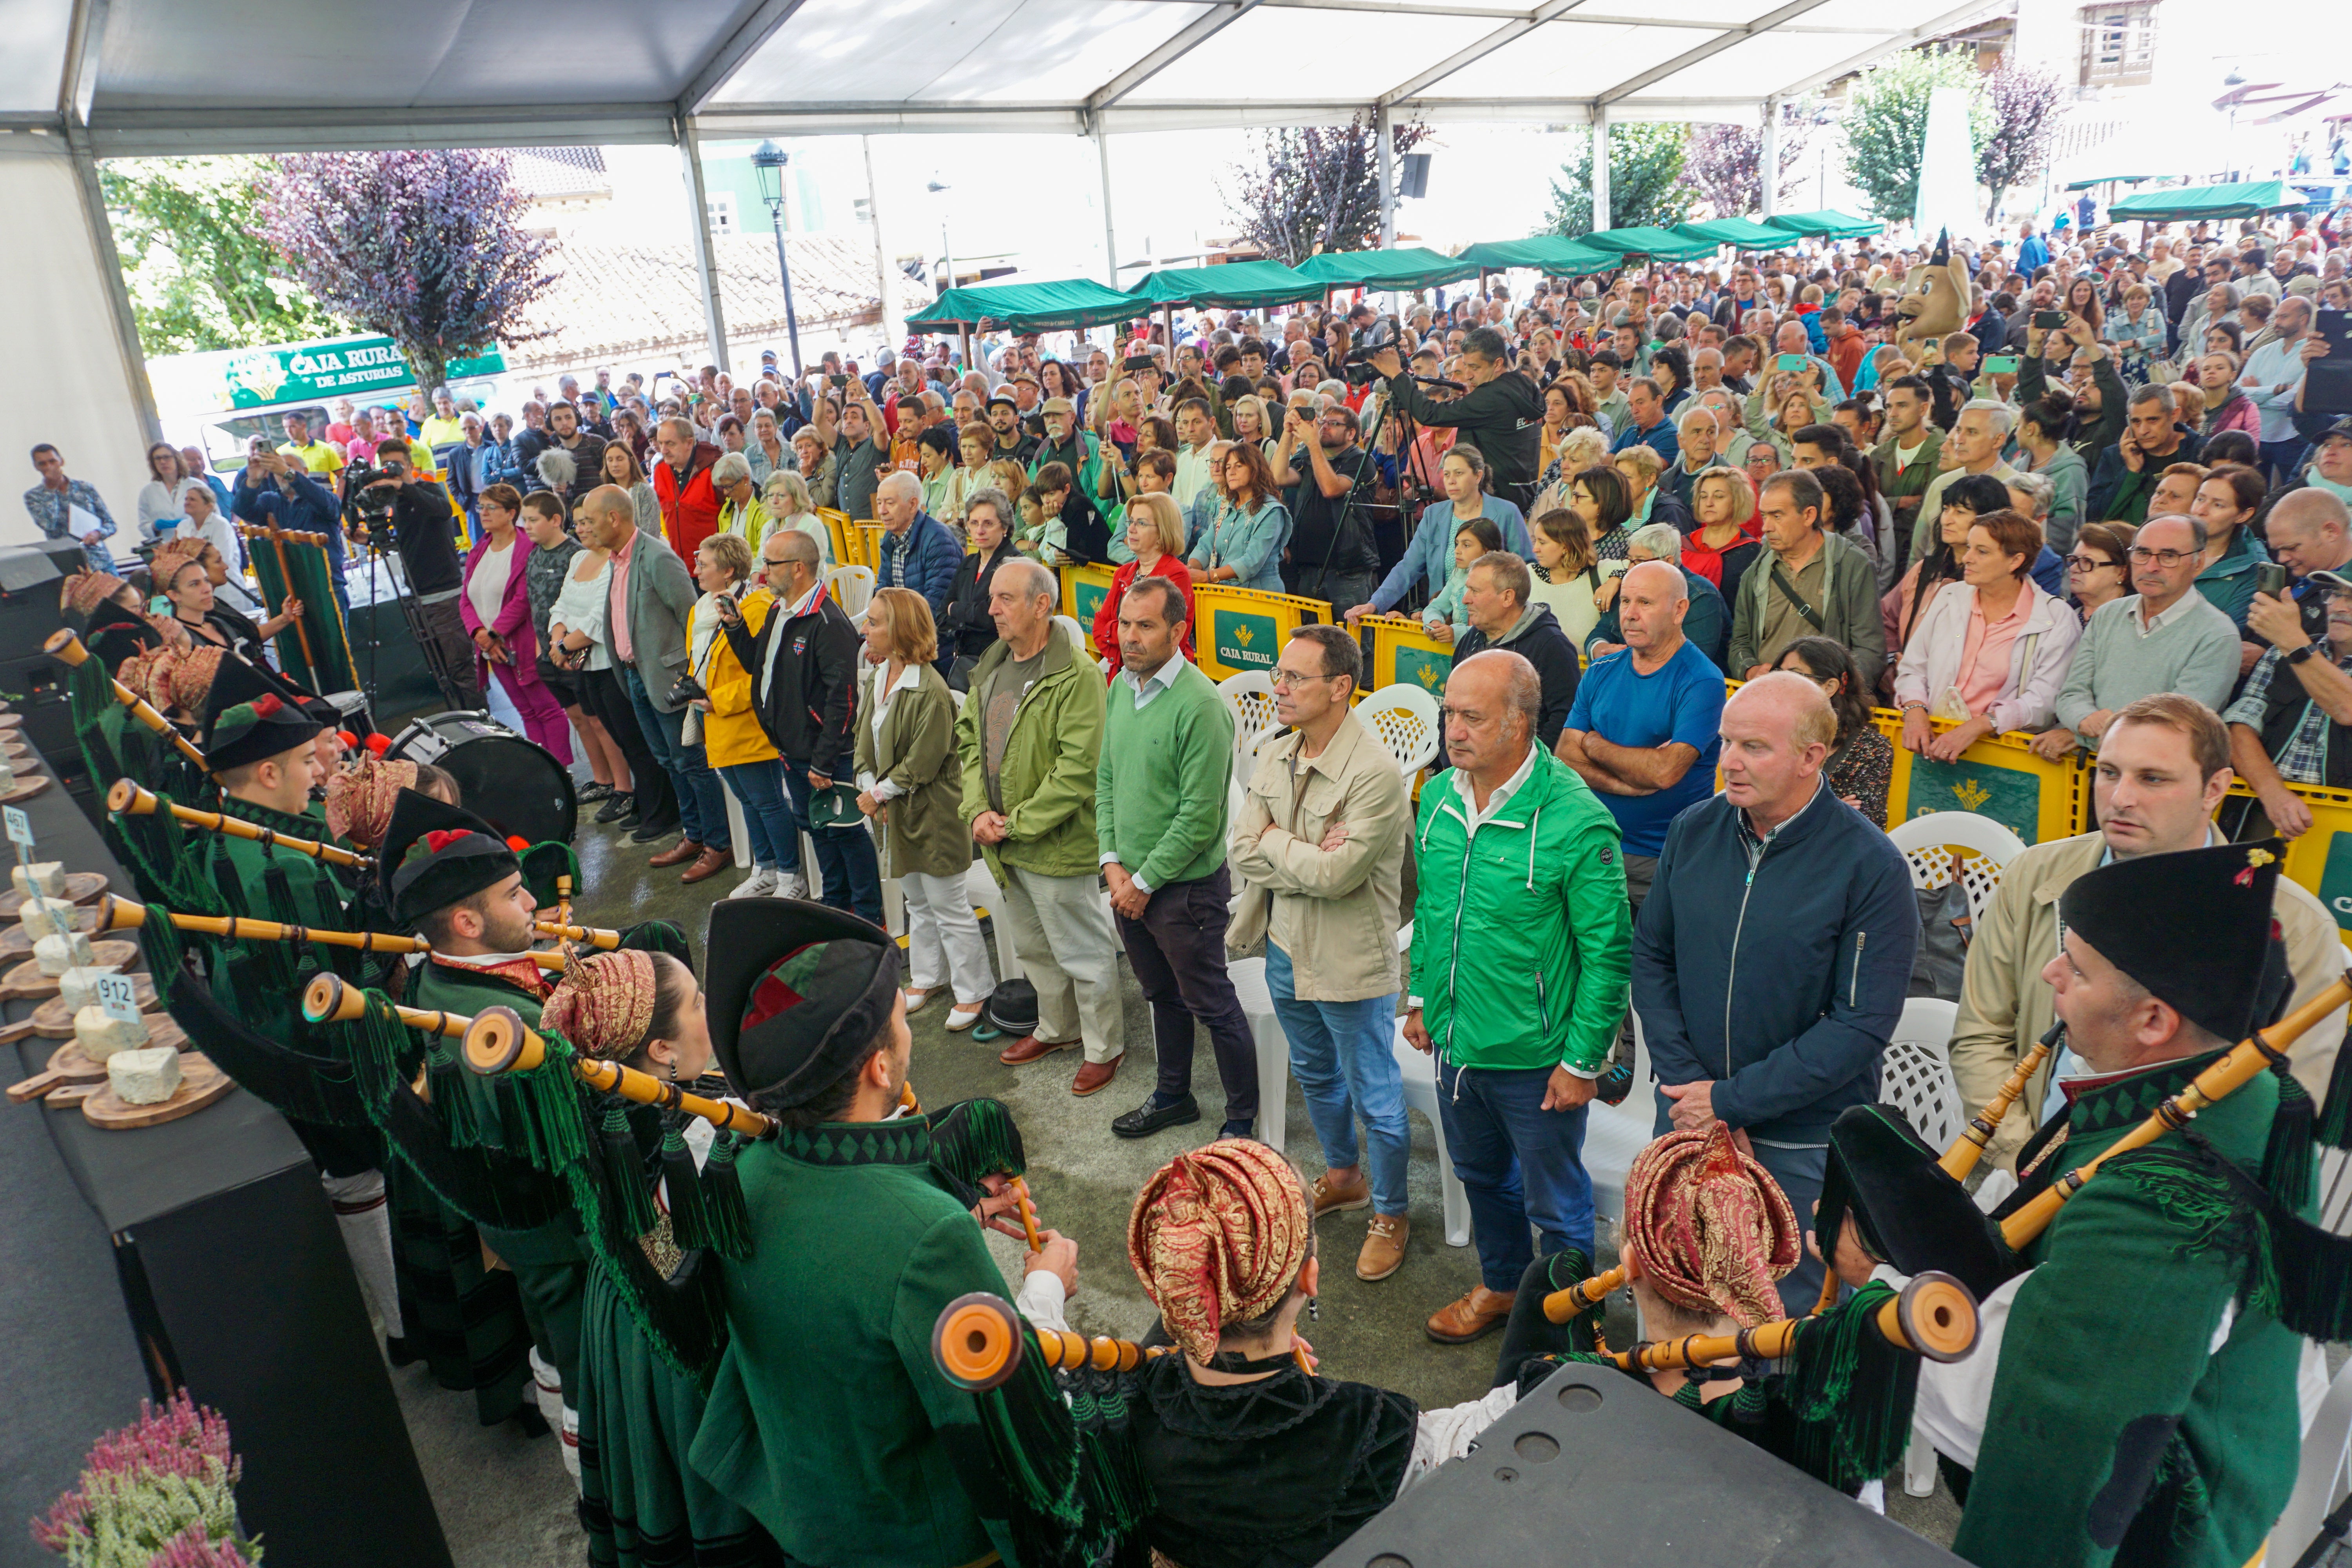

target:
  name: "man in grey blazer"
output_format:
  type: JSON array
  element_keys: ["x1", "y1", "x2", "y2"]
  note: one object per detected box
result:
[{"x1": 576, "y1": 485, "x2": 733, "y2": 883}]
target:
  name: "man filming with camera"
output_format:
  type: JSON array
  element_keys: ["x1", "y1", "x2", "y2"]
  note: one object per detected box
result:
[
  {"x1": 1368, "y1": 325, "x2": 1544, "y2": 510},
  {"x1": 1275, "y1": 399, "x2": 1381, "y2": 618},
  {"x1": 232, "y1": 438, "x2": 350, "y2": 613},
  {"x1": 350, "y1": 436, "x2": 480, "y2": 709}
]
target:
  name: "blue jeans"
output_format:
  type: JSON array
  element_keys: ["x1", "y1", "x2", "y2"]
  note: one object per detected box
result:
[
  {"x1": 717, "y1": 758, "x2": 800, "y2": 874},
  {"x1": 1267, "y1": 943, "x2": 1408, "y2": 1216},
  {"x1": 619, "y1": 664, "x2": 730, "y2": 852},
  {"x1": 1650, "y1": 1090, "x2": 1827, "y2": 1318},
  {"x1": 1436, "y1": 1055, "x2": 1594, "y2": 1292},
  {"x1": 781, "y1": 762, "x2": 881, "y2": 926}
]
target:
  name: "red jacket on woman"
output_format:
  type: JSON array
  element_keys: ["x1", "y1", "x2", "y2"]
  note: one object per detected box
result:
[{"x1": 1094, "y1": 553, "x2": 1196, "y2": 678}]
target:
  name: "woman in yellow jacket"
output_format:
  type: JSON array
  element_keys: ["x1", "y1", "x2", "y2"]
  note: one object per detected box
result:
[{"x1": 686, "y1": 532, "x2": 805, "y2": 899}]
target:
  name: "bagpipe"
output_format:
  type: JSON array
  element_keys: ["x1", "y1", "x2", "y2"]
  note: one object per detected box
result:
[
  {"x1": 46, "y1": 632, "x2": 208, "y2": 771},
  {"x1": 96, "y1": 893, "x2": 569, "y2": 971}
]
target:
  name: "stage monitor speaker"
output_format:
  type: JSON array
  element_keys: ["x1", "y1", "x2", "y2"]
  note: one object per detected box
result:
[
  {"x1": 1399, "y1": 152, "x2": 1431, "y2": 202},
  {"x1": 1318, "y1": 1362, "x2": 1965, "y2": 1568}
]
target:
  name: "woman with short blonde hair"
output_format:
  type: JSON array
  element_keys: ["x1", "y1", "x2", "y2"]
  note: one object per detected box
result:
[{"x1": 760, "y1": 469, "x2": 832, "y2": 570}]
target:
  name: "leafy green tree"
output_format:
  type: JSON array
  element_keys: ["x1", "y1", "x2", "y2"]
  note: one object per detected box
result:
[
  {"x1": 1546, "y1": 122, "x2": 1691, "y2": 238},
  {"x1": 1842, "y1": 47, "x2": 1989, "y2": 221},
  {"x1": 100, "y1": 157, "x2": 344, "y2": 355}
]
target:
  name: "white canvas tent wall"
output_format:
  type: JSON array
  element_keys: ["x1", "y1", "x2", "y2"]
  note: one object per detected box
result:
[{"x1": 0, "y1": 0, "x2": 2006, "y2": 548}]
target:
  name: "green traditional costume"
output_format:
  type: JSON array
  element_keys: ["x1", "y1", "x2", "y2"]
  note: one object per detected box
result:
[{"x1": 687, "y1": 897, "x2": 1044, "y2": 1568}]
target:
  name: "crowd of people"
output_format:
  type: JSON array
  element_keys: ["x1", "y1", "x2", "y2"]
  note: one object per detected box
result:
[{"x1": 27, "y1": 202, "x2": 2352, "y2": 1568}]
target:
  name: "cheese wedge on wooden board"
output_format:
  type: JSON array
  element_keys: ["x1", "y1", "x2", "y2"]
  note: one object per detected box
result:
[
  {"x1": 34, "y1": 932, "x2": 94, "y2": 976},
  {"x1": 105, "y1": 1046, "x2": 181, "y2": 1105},
  {"x1": 18, "y1": 898, "x2": 78, "y2": 940},
  {"x1": 73, "y1": 1005, "x2": 149, "y2": 1060},
  {"x1": 10, "y1": 863, "x2": 65, "y2": 899},
  {"x1": 57, "y1": 966, "x2": 121, "y2": 1013}
]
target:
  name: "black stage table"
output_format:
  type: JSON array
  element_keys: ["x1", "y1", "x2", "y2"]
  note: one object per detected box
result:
[{"x1": 2, "y1": 732, "x2": 452, "y2": 1568}]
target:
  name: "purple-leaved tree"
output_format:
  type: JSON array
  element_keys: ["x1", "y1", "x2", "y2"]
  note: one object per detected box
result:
[
  {"x1": 1976, "y1": 64, "x2": 2067, "y2": 223},
  {"x1": 259, "y1": 150, "x2": 559, "y2": 398},
  {"x1": 1687, "y1": 103, "x2": 1820, "y2": 220},
  {"x1": 1223, "y1": 117, "x2": 1431, "y2": 266}
]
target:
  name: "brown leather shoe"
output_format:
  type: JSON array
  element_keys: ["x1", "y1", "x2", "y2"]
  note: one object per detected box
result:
[
  {"x1": 1071, "y1": 1056, "x2": 1121, "y2": 1096},
  {"x1": 1424, "y1": 1285, "x2": 1515, "y2": 1343},
  {"x1": 997, "y1": 1034, "x2": 1076, "y2": 1067},
  {"x1": 1310, "y1": 1171, "x2": 1372, "y2": 1218},
  {"x1": 679, "y1": 846, "x2": 731, "y2": 884},
  {"x1": 648, "y1": 839, "x2": 703, "y2": 869},
  {"x1": 1357, "y1": 1214, "x2": 1410, "y2": 1281}
]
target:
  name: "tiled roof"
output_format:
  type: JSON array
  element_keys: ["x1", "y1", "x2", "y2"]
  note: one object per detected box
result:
[
  {"x1": 512, "y1": 145, "x2": 610, "y2": 200},
  {"x1": 504, "y1": 232, "x2": 933, "y2": 370}
]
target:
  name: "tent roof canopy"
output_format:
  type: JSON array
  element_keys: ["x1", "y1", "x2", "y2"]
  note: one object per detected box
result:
[
  {"x1": 2108, "y1": 180, "x2": 2307, "y2": 221},
  {"x1": 9, "y1": 0, "x2": 2014, "y2": 152},
  {"x1": 905, "y1": 277, "x2": 1149, "y2": 332},
  {"x1": 1294, "y1": 247, "x2": 1480, "y2": 289},
  {"x1": 1128, "y1": 260, "x2": 1324, "y2": 309},
  {"x1": 1573, "y1": 225, "x2": 1719, "y2": 261},
  {"x1": 1765, "y1": 209, "x2": 1884, "y2": 239}
]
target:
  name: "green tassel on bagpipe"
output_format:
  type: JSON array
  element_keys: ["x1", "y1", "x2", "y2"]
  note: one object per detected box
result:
[
  {"x1": 108, "y1": 787, "x2": 223, "y2": 915},
  {"x1": 616, "y1": 920, "x2": 690, "y2": 964},
  {"x1": 518, "y1": 842, "x2": 583, "y2": 914},
  {"x1": 960, "y1": 1324, "x2": 1147, "y2": 1568},
  {"x1": 1777, "y1": 1281, "x2": 1923, "y2": 1493},
  {"x1": 486, "y1": 1033, "x2": 596, "y2": 1177},
  {"x1": 696, "y1": 1132, "x2": 755, "y2": 1262},
  {"x1": 599, "y1": 1102, "x2": 659, "y2": 1238},
  {"x1": 1060, "y1": 1371, "x2": 1156, "y2": 1554},
  {"x1": 2110, "y1": 1138, "x2": 2352, "y2": 1343},
  {"x1": 2316, "y1": 1027, "x2": 2352, "y2": 1151},
  {"x1": 2262, "y1": 1065, "x2": 2317, "y2": 1210},
  {"x1": 423, "y1": 1037, "x2": 481, "y2": 1148},
  {"x1": 925, "y1": 1098, "x2": 1029, "y2": 1207},
  {"x1": 659, "y1": 1113, "x2": 710, "y2": 1253}
]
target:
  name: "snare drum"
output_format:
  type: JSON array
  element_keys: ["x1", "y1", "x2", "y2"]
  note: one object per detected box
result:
[{"x1": 385, "y1": 710, "x2": 576, "y2": 846}]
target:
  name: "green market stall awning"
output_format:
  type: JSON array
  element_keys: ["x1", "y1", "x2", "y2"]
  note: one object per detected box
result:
[
  {"x1": 1575, "y1": 226, "x2": 1720, "y2": 262},
  {"x1": 1671, "y1": 217, "x2": 1791, "y2": 248},
  {"x1": 904, "y1": 278, "x2": 1149, "y2": 334},
  {"x1": 1291, "y1": 247, "x2": 1481, "y2": 289},
  {"x1": 1453, "y1": 237, "x2": 1618, "y2": 275},
  {"x1": 2064, "y1": 174, "x2": 2154, "y2": 192},
  {"x1": 1764, "y1": 210, "x2": 1885, "y2": 240},
  {"x1": 2109, "y1": 180, "x2": 2305, "y2": 221},
  {"x1": 1126, "y1": 261, "x2": 1324, "y2": 310}
]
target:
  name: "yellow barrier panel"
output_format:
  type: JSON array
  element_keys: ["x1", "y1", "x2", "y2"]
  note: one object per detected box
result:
[
  {"x1": 1871, "y1": 711, "x2": 2085, "y2": 846},
  {"x1": 2221, "y1": 782, "x2": 2352, "y2": 930},
  {"x1": 818, "y1": 509, "x2": 856, "y2": 568},
  {"x1": 857, "y1": 522, "x2": 884, "y2": 572},
  {"x1": 1059, "y1": 563, "x2": 1117, "y2": 655},
  {"x1": 1357, "y1": 613, "x2": 1455, "y2": 699},
  {"x1": 1192, "y1": 584, "x2": 1328, "y2": 681}
]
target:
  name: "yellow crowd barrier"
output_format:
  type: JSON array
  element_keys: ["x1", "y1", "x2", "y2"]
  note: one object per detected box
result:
[
  {"x1": 2222, "y1": 782, "x2": 2352, "y2": 930},
  {"x1": 1357, "y1": 613, "x2": 1456, "y2": 699},
  {"x1": 1059, "y1": 564, "x2": 1117, "y2": 655},
  {"x1": 857, "y1": 522, "x2": 885, "y2": 572},
  {"x1": 818, "y1": 509, "x2": 857, "y2": 568},
  {"x1": 1191, "y1": 584, "x2": 1329, "y2": 681},
  {"x1": 1871, "y1": 711, "x2": 2085, "y2": 847}
]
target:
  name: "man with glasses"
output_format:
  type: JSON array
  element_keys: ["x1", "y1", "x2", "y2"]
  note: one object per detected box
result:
[
  {"x1": 1228, "y1": 626, "x2": 1414, "y2": 1280},
  {"x1": 1274, "y1": 400, "x2": 1381, "y2": 618},
  {"x1": 2039, "y1": 515, "x2": 2239, "y2": 759}
]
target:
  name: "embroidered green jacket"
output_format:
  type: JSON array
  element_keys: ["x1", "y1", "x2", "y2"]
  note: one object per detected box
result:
[
  {"x1": 203, "y1": 793, "x2": 356, "y2": 1038},
  {"x1": 689, "y1": 1117, "x2": 1025, "y2": 1568},
  {"x1": 1954, "y1": 1051, "x2": 2304, "y2": 1568}
]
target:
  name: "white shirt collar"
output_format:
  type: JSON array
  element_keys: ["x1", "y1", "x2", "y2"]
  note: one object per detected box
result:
[
  {"x1": 432, "y1": 948, "x2": 539, "y2": 968},
  {"x1": 1122, "y1": 657, "x2": 1183, "y2": 701},
  {"x1": 1453, "y1": 741, "x2": 1539, "y2": 831},
  {"x1": 2131, "y1": 590, "x2": 2199, "y2": 636}
]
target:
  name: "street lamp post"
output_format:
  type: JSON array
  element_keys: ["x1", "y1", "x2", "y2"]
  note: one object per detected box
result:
[{"x1": 751, "y1": 140, "x2": 804, "y2": 379}]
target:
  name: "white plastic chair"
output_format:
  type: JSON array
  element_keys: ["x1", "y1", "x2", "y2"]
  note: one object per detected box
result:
[
  {"x1": 827, "y1": 564, "x2": 876, "y2": 617},
  {"x1": 1226, "y1": 955, "x2": 1289, "y2": 1154},
  {"x1": 1053, "y1": 614, "x2": 1086, "y2": 655},
  {"x1": 1877, "y1": 995, "x2": 1962, "y2": 1498},
  {"x1": 2269, "y1": 1352, "x2": 2352, "y2": 1564},
  {"x1": 1357, "y1": 682, "x2": 1442, "y2": 778},
  {"x1": 1390, "y1": 1020, "x2": 1472, "y2": 1247},
  {"x1": 1218, "y1": 670, "x2": 1282, "y2": 787},
  {"x1": 1887, "y1": 811, "x2": 2028, "y2": 927}
]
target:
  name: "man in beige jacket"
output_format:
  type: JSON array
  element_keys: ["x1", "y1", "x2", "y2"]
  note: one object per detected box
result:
[
  {"x1": 1229, "y1": 624, "x2": 1414, "y2": 1280},
  {"x1": 1949, "y1": 692, "x2": 2345, "y2": 1172}
]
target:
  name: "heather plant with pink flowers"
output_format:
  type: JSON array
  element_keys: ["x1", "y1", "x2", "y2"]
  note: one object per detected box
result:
[{"x1": 30, "y1": 1392, "x2": 260, "y2": 1567}]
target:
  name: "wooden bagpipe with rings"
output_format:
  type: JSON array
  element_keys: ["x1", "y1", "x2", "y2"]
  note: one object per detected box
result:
[
  {"x1": 47, "y1": 633, "x2": 209, "y2": 770},
  {"x1": 96, "y1": 892, "x2": 571, "y2": 971}
]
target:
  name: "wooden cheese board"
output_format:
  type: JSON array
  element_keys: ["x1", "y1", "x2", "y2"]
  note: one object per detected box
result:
[
  {"x1": 0, "y1": 944, "x2": 141, "y2": 1000},
  {"x1": 0, "y1": 905, "x2": 101, "y2": 956},
  {"x1": 77, "y1": 1052, "x2": 231, "y2": 1128},
  {"x1": 27, "y1": 974, "x2": 160, "y2": 1037},
  {"x1": 0, "y1": 775, "x2": 51, "y2": 804},
  {"x1": 6, "y1": 1016, "x2": 189, "y2": 1103},
  {"x1": 0, "y1": 873, "x2": 110, "y2": 918}
]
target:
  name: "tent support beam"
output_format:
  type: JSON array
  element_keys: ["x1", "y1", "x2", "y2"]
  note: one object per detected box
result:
[
  {"x1": 1771, "y1": 0, "x2": 2003, "y2": 100},
  {"x1": 1759, "y1": 95, "x2": 1780, "y2": 217},
  {"x1": 1377, "y1": 103, "x2": 1396, "y2": 248},
  {"x1": 1089, "y1": 0, "x2": 1268, "y2": 111},
  {"x1": 1590, "y1": 106, "x2": 1609, "y2": 236},
  {"x1": 1377, "y1": 0, "x2": 1589, "y2": 107},
  {"x1": 1592, "y1": 0, "x2": 1836, "y2": 108},
  {"x1": 1093, "y1": 117, "x2": 1119, "y2": 292},
  {"x1": 675, "y1": 118, "x2": 732, "y2": 375}
]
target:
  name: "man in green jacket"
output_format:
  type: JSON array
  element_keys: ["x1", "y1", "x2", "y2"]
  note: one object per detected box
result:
[
  {"x1": 956, "y1": 559, "x2": 1127, "y2": 1095},
  {"x1": 1408, "y1": 649, "x2": 1630, "y2": 1345},
  {"x1": 1098, "y1": 575, "x2": 1256, "y2": 1142}
]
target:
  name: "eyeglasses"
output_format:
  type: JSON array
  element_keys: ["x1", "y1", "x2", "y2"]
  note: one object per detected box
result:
[
  {"x1": 2127, "y1": 546, "x2": 2195, "y2": 567},
  {"x1": 1270, "y1": 668, "x2": 1340, "y2": 689},
  {"x1": 2065, "y1": 554, "x2": 2122, "y2": 571}
]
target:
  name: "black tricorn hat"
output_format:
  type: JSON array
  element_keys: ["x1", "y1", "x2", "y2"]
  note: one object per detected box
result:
[
  {"x1": 1815, "y1": 1104, "x2": 2015, "y2": 1301},
  {"x1": 2058, "y1": 840, "x2": 2284, "y2": 1046},
  {"x1": 704, "y1": 897, "x2": 900, "y2": 1111},
  {"x1": 378, "y1": 786, "x2": 521, "y2": 929},
  {"x1": 200, "y1": 654, "x2": 323, "y2": 775}
]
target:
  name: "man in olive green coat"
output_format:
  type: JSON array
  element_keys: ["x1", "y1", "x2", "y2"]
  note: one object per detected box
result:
[{"x1": 955, "y1": 559, "x2": 1125, "y2": 1094}]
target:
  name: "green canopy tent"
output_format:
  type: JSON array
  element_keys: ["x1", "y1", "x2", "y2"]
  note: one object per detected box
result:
[
  {"x1": 2108, "y1": 180, "x2": 2305, "y2": 222},
  {"x1": 1127, "y1": 260, "x2": 1323, "y2": 309},
  {"x1": 1764, "y1": 210, "x2": 1885, "y2": 240},
  {"x1": 1574, "y1": 225, "x2": 1721, "y2": 263},
  {"x1": 2065, "y1": 174, "x2": 2154, "y2": 192},
  {"x1": 1454, "y1": 236, "x2": 1619, "y2": 276},
  {"x1": 1671, "y1": 217, "x2": 1792, "y2": 248},
  {"x1": 1291, "y1": 247, "x2": 1482, "y2": 290},
  {"x1": 905, "y1": 278, "x2": 1151, "y2": 365}
]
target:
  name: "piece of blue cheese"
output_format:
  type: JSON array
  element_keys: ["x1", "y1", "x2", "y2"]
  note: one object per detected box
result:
[
  {"x1": 74, "y1": 1004, "x2": 150, "y2": 1061},
  {"x1": 105, "y1": 1045, "x2": 181, "y2": 1105},
  {"x1": 19, "y1": 898, "x2": 78, "y2": 940},
  {"x1": 58, "y1": 966, "x2": 120, "y2": 1013},
  {"x1": 34, "y1": 931, "x2": 94, "y2": 976},
  {"x1": 10, "y1": 863, "x2": 65, "y2": 899}
]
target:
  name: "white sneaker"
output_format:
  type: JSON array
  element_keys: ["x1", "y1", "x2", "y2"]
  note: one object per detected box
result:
[
  {"x1": 724, "y1": 869, "x2": 777, "y2": 900},
  {"x1": 777, "y1": 871, "x2": 810, "y2": 900}
]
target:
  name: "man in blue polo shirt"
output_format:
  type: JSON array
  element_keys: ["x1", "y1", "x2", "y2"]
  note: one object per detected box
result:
[{"x1": 1554, "y1": 559, "x2": 1724, "y2": 916}]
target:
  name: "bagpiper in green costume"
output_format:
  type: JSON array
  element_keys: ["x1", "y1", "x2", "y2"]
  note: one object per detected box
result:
[
  {"x1": 686, "y1": 896, "x2": 1059, "y2": 1568},
  {"x1": 1819, "y1": 842, "x2": 2333, "y2": 1568}
]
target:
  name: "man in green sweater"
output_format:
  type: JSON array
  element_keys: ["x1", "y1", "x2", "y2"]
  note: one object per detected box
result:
[{"x1": 1096, "y1": 574, "x2": 1257, "y2": 1141}]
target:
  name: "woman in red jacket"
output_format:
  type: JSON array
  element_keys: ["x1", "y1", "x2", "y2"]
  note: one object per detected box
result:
[{"x1": 1094, "y1": 492, "x2": 1195, "y2": 677}]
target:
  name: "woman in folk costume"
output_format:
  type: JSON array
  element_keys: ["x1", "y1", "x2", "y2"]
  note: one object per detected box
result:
[
  {"x1": 539, "y1": 947, "x2": 782, "y2": 1567},
  {"x1": 63, "y1": 566, "x2": 177, "y2": 671},
  {"x1": 1120, "y1": 1138, "x2": 1533, "y2": 1568}
]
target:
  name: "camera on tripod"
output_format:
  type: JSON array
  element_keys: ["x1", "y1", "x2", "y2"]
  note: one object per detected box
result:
[
  {"x1": 1342, "y1": 318, "x2": 1399, "y2": 387},
  {"x1": 342, "y1": 466, "x2": 402, "y2": 548}
]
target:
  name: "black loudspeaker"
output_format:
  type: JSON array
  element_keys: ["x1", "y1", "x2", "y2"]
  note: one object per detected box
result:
[
  {"x1": 1318, "y1": 1362, "x2": 1966, "y2": 1568},
  {"x1": 1399, "y1": 152, "x2": 1431, "y2": 201},
  {"x1": 0, "y1": 539, "x2": 108, "y2": 812}
]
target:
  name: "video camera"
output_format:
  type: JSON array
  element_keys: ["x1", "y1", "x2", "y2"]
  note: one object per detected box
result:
[
  {"x1": 1341, "y1": 318, "x2": 1398, "y2": 387},
  {"x1": 341, "y1": 465, "x2": 403, "y2": 548}
]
